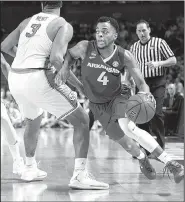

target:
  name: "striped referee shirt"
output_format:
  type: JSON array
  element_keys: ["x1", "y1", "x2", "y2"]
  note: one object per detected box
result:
[{"x1": 130, "y1": 37, "x2": 174, "y2": 78}]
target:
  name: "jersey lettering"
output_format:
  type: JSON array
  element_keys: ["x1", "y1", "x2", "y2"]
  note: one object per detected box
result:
[{"x1": 36, "y1": 16, "x2": 48, "y2": 21}]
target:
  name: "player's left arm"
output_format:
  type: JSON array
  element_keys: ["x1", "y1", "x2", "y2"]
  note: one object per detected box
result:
[
  {"x1": 1, "y1": 53, "x2": 10, "y2": 80},
  {"x1": 55, "y1": 40, "x2": 88, "y2": 95},
  {"x1": 1, "y1": 24, "x2": 21, "y2": 58},
  {"x1": 124, "y1": 50, "x2": 150, "y2": 94}
]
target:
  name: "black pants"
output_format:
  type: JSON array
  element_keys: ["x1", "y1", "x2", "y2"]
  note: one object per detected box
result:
[{"x1": 138, "y1": 76, "x2": 166, "y2": 155}]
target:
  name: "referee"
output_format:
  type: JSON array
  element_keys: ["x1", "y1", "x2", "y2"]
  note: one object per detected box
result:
[{"x1": 130, "y1": 19, "x2": 177, "y2": 155}]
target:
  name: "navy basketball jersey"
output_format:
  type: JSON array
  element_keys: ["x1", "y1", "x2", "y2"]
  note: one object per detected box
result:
[{"x1": 81, "y1": 41, "x2": 126, "y2": 103}]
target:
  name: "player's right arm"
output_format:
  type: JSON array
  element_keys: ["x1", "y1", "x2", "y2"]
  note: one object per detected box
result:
[{"x1": 1, "y1": 53, "x2": 10, "y2": 80}]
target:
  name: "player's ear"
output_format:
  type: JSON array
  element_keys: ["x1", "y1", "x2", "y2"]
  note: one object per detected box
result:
[
  {"x1": 114, "y1": 33, "x2": 118, "y2": 40},
  {"x1": 41, "y1": 2, "x2": 44, "y2": 10}
]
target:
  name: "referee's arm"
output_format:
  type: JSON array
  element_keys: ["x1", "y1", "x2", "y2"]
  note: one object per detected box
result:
[
  {"x1": 146, "y1": 39, "x2": 176, "y2": 69},
  {"x1": 159, "y1": 39, "x2": 177, "y2": 67}
]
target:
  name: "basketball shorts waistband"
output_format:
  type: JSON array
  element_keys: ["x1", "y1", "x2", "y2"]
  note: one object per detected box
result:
[{"x1": 10, "y1": 67, "x2": 51, "y2": 74}]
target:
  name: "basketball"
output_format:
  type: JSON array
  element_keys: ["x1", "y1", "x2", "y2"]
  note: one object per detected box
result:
[{"x1": 125, "y1": 93, "x2": 156, "y2": 124}]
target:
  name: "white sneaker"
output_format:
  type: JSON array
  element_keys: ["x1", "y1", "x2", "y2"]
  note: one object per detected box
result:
[
  {"x1": 13, "y1": 157, "x2": 25, "y2": 175},
  {"x1": 21, "y1": 163, "x2": 47, "y2": 181},
  {"x1": 69, "y1": 170, "x2": 109, "y2": 190}
]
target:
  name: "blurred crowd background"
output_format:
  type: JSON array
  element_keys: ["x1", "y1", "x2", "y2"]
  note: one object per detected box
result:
[{"x1": 1, "y1": 1, "x2": 184, "y2": 138}]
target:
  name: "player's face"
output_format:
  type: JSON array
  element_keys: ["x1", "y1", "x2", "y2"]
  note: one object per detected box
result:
[
  {"x1": 136, "y1": 23, "x2": 151, "y2": 43},
  {"x1": 95, "y1": 22, "x2": 117, "y2": 49}
]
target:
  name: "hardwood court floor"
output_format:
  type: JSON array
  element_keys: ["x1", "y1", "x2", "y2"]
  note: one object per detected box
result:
[{"x1": 1, "y1": 128, "x2": 184, "y2": 201}]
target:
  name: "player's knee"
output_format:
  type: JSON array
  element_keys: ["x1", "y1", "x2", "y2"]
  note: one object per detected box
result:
[
  {"x1": 117, "y1": 135, "x2": 133, "y2": 152},
  {"x1": 122, "y1": 142, "x2": 132, "y2": 152}
]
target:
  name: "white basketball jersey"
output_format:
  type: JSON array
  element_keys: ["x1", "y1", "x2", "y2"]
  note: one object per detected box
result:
[{"x1": 12, "y1": 12, "x2": 61, "y2": 69}]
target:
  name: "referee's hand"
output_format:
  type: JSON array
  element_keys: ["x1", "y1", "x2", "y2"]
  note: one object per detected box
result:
[{"x1": 146, "y1": 61, "x2": 159, "y2": 70}]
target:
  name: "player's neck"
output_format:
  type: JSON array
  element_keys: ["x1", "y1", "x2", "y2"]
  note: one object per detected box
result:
[
  {"x1": 42, "y1": 8, "x2": 60, "y2": 16},
  {"x1": 98, "y1": 44, "x2": 115, "y2": 59}
]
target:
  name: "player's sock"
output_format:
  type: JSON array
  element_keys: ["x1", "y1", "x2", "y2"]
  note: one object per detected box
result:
[
  {"x1": 26, "y1": 157, "x2": 36, "y2": 166},
  {"x1": 8, "y1": 140, "x2": 21, "y2": 161},
  {"x1": 157, "y1": 151, "x2": 172, "y2": 164},
  {"x1": 73, "y1": 158, "x2": 87, "y2": 174},
  {"x1": 137, "y1": 150, "x2": 145, "y2": 159}
]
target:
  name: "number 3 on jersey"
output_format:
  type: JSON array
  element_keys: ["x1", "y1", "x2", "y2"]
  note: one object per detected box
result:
[
  {"x1": 26, "y1": 24, "x2": 41, "y2": 38},
  {"x1": 97, "y1": 71, "x2": 109, "y2": 86}
]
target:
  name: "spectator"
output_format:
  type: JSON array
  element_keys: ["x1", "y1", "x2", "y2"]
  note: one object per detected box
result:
[
  {"x1": 175, "y1": 78, "x2": 184, "y2": 95},
  {"x1": 163, "y1": 83, "x2": 184, "y2": 135}
]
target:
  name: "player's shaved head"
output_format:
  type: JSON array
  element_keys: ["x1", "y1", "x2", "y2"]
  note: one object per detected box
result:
[{"x1": 41, "y1": 1, "x2": 63, "y2": 9}]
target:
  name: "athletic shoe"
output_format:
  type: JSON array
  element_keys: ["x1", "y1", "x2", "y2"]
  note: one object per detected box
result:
[
  {"x1": 139, "y1": 155, "x2": 156, "y2": 180},
  {"x1": 21, "y1": 162, "x2": 47, "y2": 181},
  {"x1": 69, "y1": 169, "x2": 109, "y2": 190},
  {"x1": 163, "y1": 160, "x2": 184, "y2": 183}
]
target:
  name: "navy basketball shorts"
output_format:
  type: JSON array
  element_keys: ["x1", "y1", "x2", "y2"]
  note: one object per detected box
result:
[{"x1": 89, "y1": 93, "x2": 130, "y2": 140}]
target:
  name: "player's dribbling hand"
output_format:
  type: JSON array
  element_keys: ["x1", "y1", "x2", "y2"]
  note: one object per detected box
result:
[
  {"x1": 138, "y1": 92, "x2": 156, "y2": 108},
  {"x1": 147, "y1": 92, "x2": 156, "y2": 107}
]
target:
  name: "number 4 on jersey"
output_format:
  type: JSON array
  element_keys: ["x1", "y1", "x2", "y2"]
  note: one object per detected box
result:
[{"x1": 97, "y1": 71, "x2": 109, "y2": 86}]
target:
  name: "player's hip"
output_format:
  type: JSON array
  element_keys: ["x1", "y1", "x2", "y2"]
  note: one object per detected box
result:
[
  {"x1": 8, "y1": 70, "x2": 79, "y2": 119},
  {"x1": 8, "y1": 69, "x2": 57, "y2": 99},
  {"x1": 89, "y1": 94, "x2": 128, "y2": 120},
  {"x1": 8, "y1": 69, "x2": 52, "y2": 92},
  {"x1": 8, "y1": 69, "x2": 78, "y2": 109}
]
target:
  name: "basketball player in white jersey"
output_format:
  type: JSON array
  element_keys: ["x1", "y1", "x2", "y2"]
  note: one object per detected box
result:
[
  {"x1": 1, "y1": 1, "x2": 109, "y2": 189},
  {"x1": 1, "y1": 53, "x2": 24, "y2": 175}
]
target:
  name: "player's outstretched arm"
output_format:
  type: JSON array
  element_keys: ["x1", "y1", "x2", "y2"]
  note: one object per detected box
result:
[
  {"x1": 1, "y1": 53, "x2": 10, "y2": 80},
  {"x1": 124, "y1": 50, "x2": 150, "y2": 94}
]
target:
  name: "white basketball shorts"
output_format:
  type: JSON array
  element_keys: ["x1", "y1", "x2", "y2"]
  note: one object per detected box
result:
[{"x1": 8, "y1": 69, "x2": 79, "y2": 120}]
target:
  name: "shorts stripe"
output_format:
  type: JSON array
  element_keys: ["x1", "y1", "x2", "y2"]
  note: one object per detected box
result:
[{"x1": 44, "y1": 69, "x2": 78, "y2": 119}]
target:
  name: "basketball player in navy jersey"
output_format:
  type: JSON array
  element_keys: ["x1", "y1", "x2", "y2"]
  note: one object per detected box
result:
[{"x1": 57, "y1": 16, "x2": 184, "y2": 184}]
